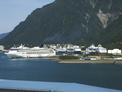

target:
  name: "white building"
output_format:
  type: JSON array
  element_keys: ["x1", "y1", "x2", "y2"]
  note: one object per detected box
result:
[
  {"x1": 97, "y1": 44, "x2": 107, "y2": 53},
  {"x1": 86, "y1": 44, "x2": 97, "y2": 54},
  {"x1": 86, "y1": 44, "x2": 107, "y2": 54},
  {"x1": 108, "y1": 49, "x2": 122, "y2": 55}
]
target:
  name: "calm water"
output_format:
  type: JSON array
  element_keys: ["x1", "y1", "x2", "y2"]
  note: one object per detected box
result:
[{"x1": 0, "y1": 53, "x2": 122, "y2": 90}]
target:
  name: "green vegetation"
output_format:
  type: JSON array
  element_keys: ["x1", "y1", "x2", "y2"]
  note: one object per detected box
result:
[{"x1": 59, "y1": 56, "x2": 80, "y2": 60}]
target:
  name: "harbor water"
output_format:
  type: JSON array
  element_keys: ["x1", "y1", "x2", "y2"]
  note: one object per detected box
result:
[{"x1": 0, "y1": 53, "x2": 122, "y2": 90}]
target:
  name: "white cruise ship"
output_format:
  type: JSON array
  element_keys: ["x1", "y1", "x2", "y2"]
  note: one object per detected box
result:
[{"x1": 5, "y1": 45, "x2": 56, "y2": 58}]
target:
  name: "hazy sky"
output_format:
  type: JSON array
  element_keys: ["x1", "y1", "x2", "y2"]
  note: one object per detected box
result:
[{"x1": 0, "y1": 0, "x2": 54, "y2": 34}]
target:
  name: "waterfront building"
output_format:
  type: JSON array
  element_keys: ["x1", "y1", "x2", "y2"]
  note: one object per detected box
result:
[
  {"x1": 56, "y1": 47, "x2": 67, "y2": 56},
  {"x1": 97, "y1": 44, "x2": 107, "y2": 53},
  {"x1": 108, "y1": 49, "x2": 122, "y2": 55},
  {"x1": 86, "y1": 44, "x2": 97, "y2": 54},
  {"x1": 85, "y1": 44, "x2": 107, "y2": 54}
]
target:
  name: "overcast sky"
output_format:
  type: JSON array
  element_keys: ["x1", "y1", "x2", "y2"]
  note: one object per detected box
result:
[{"x1": 0, "y1": 0, "x2": 54, "y2": 34}]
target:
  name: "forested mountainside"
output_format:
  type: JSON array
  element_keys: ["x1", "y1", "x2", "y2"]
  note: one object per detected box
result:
[{"x1": 1, "y1": 0, "x2": 122, "y2": 48}]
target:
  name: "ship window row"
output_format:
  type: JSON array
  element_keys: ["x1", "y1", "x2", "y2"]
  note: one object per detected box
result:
[{"x1": 26, "y1": 52, "x2": 51, "y2": 54}]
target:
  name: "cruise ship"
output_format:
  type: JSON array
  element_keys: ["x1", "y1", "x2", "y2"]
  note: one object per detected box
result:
[{"x1": 5, "y1": 45, "x2": 56, "y2": 58}]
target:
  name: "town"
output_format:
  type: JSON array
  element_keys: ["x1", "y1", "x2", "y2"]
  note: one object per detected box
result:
[{"x1": 0, "y1": 44, "x2": 122, "y2": 62}]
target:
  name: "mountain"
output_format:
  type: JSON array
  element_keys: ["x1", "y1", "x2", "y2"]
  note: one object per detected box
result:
[
  {"x1": 101, "y1": 15, "x2": 122, "y2": 48},
  {"x1": 1, "y1": 0, "x2": 122, "y2": 48},
  {"x1": 0, "y1": 32, "x2": 9, "y2": 40}
]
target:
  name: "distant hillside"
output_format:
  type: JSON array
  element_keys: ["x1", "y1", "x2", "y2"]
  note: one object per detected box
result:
[
  {"x1": 1, "y1": 0, "x2": 122, "y2": 48},
  {"x1": 0, "y1": 32, "x2": 9, "y2": 40}
]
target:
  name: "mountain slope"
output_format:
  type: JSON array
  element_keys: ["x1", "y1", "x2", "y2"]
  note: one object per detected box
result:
[
  {"x1": 0, "y1": 33, "x2": 9, "y2": 39},
  {"x1": 1, "y1": 0, "x2": 122, "y2": 48},
  {"x1": 101, "y1": 15, "x2": 122, "y2": 48}
]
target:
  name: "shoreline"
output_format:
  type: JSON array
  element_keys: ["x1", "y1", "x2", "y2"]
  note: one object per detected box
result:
[
  {"x1": 47, "y1": 56, "x2": 122, "y2": 64},
  {"x1": 57, "y1": 59, "x2": 122, "y2": 64},
  {"x1": 5, "y1": 55, "x2": 122, "y2": 64}
]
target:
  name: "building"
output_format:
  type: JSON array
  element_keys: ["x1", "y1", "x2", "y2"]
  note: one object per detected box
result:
[
  {"x1": 85, "y1": 44, "x2": 107, "y2": 54},
  {"x1": 97, "y1": 44, "x2": 107, "y2": 53},
  {"x1": 108, "y1": 49, "x2": 122, "y2": 55},
  {"x1": 86, "y1": 44, "x2": 97, "y2": 54}
]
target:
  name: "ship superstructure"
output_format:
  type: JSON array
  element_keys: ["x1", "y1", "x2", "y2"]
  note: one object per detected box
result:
[{"x1": 5, "y1": 45, "x2": 56, "y2": 58}]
